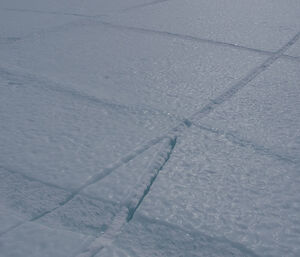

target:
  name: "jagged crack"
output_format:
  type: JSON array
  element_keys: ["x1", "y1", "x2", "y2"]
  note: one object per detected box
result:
[{"x1": 127, "y1": 136, "x2": 177, "y2": 222}]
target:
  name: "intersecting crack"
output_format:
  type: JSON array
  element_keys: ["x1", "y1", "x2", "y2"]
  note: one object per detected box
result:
[
  {"x1": 76, "y1": 136, "x2": 177, "y2": 257},
  {"x1": 75, "y1": 29, "x2": 300, "y2": 257}
]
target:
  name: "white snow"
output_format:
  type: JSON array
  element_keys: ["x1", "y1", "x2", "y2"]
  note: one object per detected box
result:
[{"x1": 0, "y1": 0, "x2": 300, "y2": 256}]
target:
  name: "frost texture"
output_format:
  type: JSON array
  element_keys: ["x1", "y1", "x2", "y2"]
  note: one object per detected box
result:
[{"x1": 0, "y1": 0, "x2": 300, "y2": 256}]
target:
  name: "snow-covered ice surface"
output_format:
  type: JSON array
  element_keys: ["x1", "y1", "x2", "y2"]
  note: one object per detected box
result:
[
  {"x1": 109, "y1": 126, "x2": 300, "y2": 257},
  {"x1": 0, "y1": 23, "x2": 265, "y2": 117},
  {"x1": 102, "y1": 0, "x2": 300, "y2": 52},
  {"x1": 197, "y1": 59, "x2": 300, "y2": 163},
  {"x1": 0, "y1": 0, "x2": 300, "y2": 256},
  {"x1": 286, "y1": 40, "x2": 300, "y2": 58},
  {"x1": 0, "y1": 0, "x2": 158, "y2": 16}
]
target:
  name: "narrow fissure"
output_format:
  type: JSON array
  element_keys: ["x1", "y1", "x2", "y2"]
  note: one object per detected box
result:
[{"x1": 127, "y1": 136, "x2": 177, "y2": 222}]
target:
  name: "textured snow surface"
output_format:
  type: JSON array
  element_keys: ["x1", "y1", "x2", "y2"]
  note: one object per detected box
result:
[
  {"x1": 0, "y1": 0, "x2": 300, "y2": 257},
  {"x1": 103, "y1": 0, "x2": 300, "y2": 52},
  {"x1": 286, "y1": 40, "x2": 300, "y2": 58},
  {"x1": 198, "y1": 59, "x2": 300, "y2": 163}
]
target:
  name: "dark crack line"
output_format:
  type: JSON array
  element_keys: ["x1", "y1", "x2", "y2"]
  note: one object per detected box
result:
[
  {"x1": 122, "y1": 0, "x2": 173, "y2": 12},
  {"x1": 0, "y1": 165, "x2": 69, "y2": 191},
  {"x1": 0, "y1": 66, "x2": 180, "y2": 121},
  {"x1": 97, "y1": 20, "x2": 276, "y2": 56},
  {"x1": 1, "y1": 11, "x2": 298, "y2": 64},
  {"x1": 135, "y1": 213, "x2": 262, "y2": 257},
  {"x1": 0, "y1": 164, "x2": 120, "y2": 208},
  {"x1": 0, "y1": 135, "x2": 167, "y2": 237},
  {"x1": 0, "y1": 222, "x2": 24, "y2": 238},
  {"x1": 1, "y1": 13, "x2": 299, "y2": 254},
  {"x1": 23, "y1": 134, "x2": 168, "y2": 223},
  {"x1": 1, "y1": 7, "x2": 102, "y2": 18},
  {"x1": 0, "y1": 18, "x2": 93, "y2": 47},
  {"x1": 89, "y1": 20, "x2": 300, "y2": 63},
  {"x1": 193, "y1": 124, "x2": 299, "y2": 165},
  {"x1": 2, "y1": 1, "x2": 173, "y2": 17},
  {"x1": 76, "y1": 136, "x2": 177, "y2": 257},
  {"x1": 188, "y1": 31, "x2": 300, "y2": 121},
  {"x1": 81, "y1": 30, "x2": 300, "y2": 256},
  {"x1": 126, "y1": 136, "x2": 177, "y2": 222},
  {"x1": 2, "y1": 30, "x2": 299, "y2": 241},
  {"x1": 0, "y1": 188, "x2": 120, "y2": 239},
  {"x1": 283, "y1": 54, "x2": 300, "y2": 62}
]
